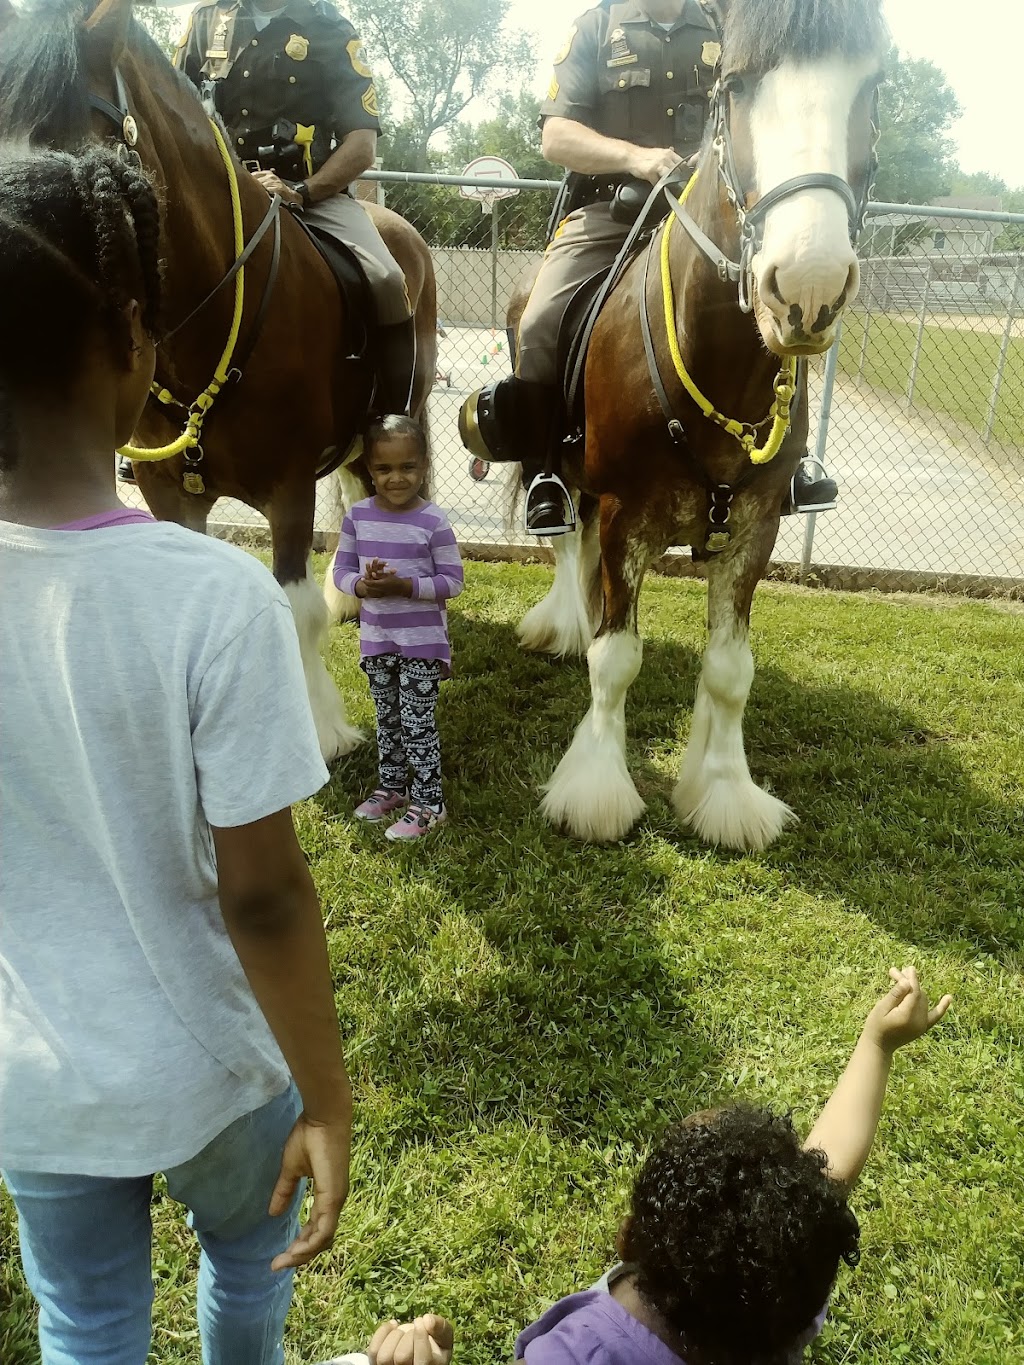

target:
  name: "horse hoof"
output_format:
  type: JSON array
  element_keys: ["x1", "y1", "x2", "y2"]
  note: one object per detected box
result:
[
  {"x1": 673, "y1": 775, "x2": 795, "y2": 851},
  {"x1": 541, "y1": 742, "x2": 645, "y2": 842}
]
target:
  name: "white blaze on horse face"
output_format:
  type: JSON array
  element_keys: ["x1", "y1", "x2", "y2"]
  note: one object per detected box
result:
[{"x1": 748, "y1": 55, "x2": 875, "y2": 352}]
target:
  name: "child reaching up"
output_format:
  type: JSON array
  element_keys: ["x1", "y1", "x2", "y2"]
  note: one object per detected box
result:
[
  {"x1": 340, "y1": 967, "x2": 950, "y2": 1365},
  {"x1": 334, "y1": 417, "x2": 464, "y2": 840}
]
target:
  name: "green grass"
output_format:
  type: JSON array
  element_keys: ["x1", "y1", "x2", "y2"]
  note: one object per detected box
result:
[
  {"x1": 3, "y1": 560, "x2": 1024, "y2": 1364},
  {"x1": 837, "y1": 312, "x2": 1024, "y2": 447}
]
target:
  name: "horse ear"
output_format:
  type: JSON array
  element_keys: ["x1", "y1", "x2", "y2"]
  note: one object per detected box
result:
[{"x1": 83, "y1": 0, "x2": 133, "y2": 75}]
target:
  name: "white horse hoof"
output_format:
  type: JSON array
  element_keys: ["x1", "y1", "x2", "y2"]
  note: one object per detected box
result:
[
  {"x1": 541, "y1": 746, "x2": 645, "y2": 842},
  {"x1": 673, "y1": 775, "x2": 795, "y2": 851}
]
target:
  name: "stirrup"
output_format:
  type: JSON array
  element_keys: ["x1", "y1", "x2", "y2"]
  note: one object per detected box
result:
[
  {"x1": 525, "y1": 472, "x2": 576, "y2": 537},
  {"x1": 786, "y1": 456, "x2": 837, "y2": 515}
]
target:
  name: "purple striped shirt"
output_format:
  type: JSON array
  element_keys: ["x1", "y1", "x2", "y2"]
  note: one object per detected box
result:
[{"x1": 333, "y1": 498, "x2": 464, "y2": 675}]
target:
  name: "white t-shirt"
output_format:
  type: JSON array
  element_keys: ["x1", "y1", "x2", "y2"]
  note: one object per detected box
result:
[
  {"x1": 0, "y1": 520, "x2": 329, "y2": 1176},
  {"x1": 252, "y1": 7, "x2": 286, "y2": 31}
]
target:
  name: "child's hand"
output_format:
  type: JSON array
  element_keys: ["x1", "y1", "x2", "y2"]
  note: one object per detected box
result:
[
  {"x1": 368, "y1": 1316, "x2": 454, "y2": 1364},
  {"x1": 361, "y1": 574, "x2": 413, "y2": 599},
  {"x1": 366, "y1": 558, "x2": 392, "y2": 581},
  {"x1": 863, "y1": 965, "x2": 952, "y2": 1054}
]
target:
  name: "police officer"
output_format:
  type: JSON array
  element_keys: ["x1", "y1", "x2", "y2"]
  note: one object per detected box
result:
[
  {"x1": 177, "y1": 0, "x2": 414, "y2": 415},
  {"x1": 462, "y1": 0, "x2": 836, "y2": 532}
]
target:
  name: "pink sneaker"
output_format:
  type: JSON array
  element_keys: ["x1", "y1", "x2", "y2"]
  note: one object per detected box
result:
[
  {"x1": 354, "y1": 788, "x2": 408, "y2": 823},
  {"x1": 384, "y1": 802, "x2": 447, "y2": 841}
]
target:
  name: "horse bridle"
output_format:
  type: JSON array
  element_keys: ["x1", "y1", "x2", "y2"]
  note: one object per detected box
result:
[
  {"x1": 87, "y1": 73, "x2": 282, "y2": 371},
  {"x1": 671, "y1": 0, "x2": 879, "y2": 313}
]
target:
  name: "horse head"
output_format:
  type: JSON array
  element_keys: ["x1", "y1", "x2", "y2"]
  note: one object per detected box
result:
[
  {"x1": 708, "y1": 0, "x2": 887, "y2": 356},
  {"x1": 82, "y1": 0, "x2": 133, "y2": 116}
]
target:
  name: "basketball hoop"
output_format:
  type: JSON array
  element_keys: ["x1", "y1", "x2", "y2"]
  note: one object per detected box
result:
[{"x1": 460, "y1": 156, "x2": 520, "y2": 216}]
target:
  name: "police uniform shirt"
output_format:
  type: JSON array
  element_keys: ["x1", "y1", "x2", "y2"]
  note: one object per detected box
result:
[
  {"x1": 175, "y1": 0, "x2": 380, "y2": 174},
  {"x1": 540, "y1": 0, "x2": 719, "y2": 158}
]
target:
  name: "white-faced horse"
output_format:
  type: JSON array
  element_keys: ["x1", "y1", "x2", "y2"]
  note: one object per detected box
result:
[{"x1": 518, "y1": 0, "x2": 885, "y2": 847}]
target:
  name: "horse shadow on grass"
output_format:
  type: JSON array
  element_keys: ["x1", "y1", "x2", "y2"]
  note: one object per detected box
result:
[
  {"x1": 311, "y1": 612, "x2": 1019, "y2": 1169},
  {"x1": 623, "y1": 632, "x2": 1023, "y2": 964}
]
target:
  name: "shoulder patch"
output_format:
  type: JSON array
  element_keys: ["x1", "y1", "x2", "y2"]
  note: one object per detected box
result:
[
  {"x1": 362, "y1": 84, "x2": 379, "y2": 118},
  {"x1": 547, "y1": 76, "x2": 559, "y2": 101},
  {"x1": 553, "y1": 25, "x2": 577, "y2": 65},
  {"x1": 347, "y1": 37, "x2": 373, "y2": 77}
]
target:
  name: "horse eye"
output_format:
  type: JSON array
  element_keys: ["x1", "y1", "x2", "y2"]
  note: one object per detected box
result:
[{"x1": 724, "y1": 75, "x2": 747, "y2": 97}]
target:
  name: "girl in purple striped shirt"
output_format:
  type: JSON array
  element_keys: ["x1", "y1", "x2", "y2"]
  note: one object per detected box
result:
[{"x1": 334, "y1": 417, "x2": 464, "y2": 840}]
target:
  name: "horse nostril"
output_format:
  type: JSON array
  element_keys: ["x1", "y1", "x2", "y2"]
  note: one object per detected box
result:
[{"x1": 762, "y1": 265, "x2": 782, "y2": 304}]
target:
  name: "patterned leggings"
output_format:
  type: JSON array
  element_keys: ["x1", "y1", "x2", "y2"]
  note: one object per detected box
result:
[{"x1": 363, "y1": 654, "x2": 444, "y2": 808}]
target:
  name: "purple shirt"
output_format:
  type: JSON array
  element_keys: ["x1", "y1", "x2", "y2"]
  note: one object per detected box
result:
[
  {"x1": 333, "y1": 498, "x2": 464, "y2": 676},
  {"x1": 515, "y1": 1266, "x2": 829, "y2": 1365},
  {"x1": 515, "y1": 1289, "x2": 685, "y2": 1365}
]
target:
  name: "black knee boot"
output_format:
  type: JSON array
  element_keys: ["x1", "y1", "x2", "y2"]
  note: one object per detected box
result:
[{"x1": 373, "y1": 317, "x2": 417, "y2": 418}]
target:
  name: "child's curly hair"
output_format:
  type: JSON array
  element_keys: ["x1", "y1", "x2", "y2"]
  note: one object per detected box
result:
[{"x1": 624, "y1": 1106, "x2": 861, "y2": 1365}]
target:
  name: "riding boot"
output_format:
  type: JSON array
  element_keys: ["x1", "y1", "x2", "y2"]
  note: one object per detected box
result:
[
  {"x1": 117, "y1": 456, "x2": 137, "y2": 485},
  {"x1": 781, "y1": 455, "x2": 839, "y2": 515},
  {"x1": 373, "y1": 317, "x2": 417, "y2": 418}
]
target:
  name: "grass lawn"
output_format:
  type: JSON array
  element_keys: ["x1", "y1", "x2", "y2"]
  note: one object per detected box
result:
[
  {"x1": 837, "y1": 311, "x2": 1024, "y2": 449},
  {"x1": 3, "y1": 560, "x2": 1023, "y2": 1364}
]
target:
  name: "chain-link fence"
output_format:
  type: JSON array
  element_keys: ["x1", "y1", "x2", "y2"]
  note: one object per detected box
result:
[{"x1": 123, "y1": 177, "x2": 1024, "y2": 596}]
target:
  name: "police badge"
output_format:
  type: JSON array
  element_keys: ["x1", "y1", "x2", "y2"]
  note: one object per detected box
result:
[
  {"x1": 701, "y1": 40, "x2": 722, "y2": 66},
  {"x1": 285, "y1": 34, "x2": 309, "y2": 61}
]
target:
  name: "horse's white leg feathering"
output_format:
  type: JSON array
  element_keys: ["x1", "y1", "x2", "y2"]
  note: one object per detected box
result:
[
  {"x1": 284, "y1": 565, "x2": 363, "y2": 763},
  {"x1": 322, "y1": 457, "x2": 365, "y2": 624},
  {"x1": 541, "y1": 630, "x2": 645, "y2": 841},
  {"x1": 518, "y1": 515, "x2": 598, "y2": 657},
  {"x1": 673, "y1": 621, "x2": 793, "y2": 851}
]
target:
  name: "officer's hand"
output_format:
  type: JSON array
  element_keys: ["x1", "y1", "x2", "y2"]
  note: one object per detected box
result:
[
  {"x1": 252, "y1": 169, "x2": 303, "y2": 208},
  {"x1": 629, "y1": 146, "x2": 684, "y2": 185}
]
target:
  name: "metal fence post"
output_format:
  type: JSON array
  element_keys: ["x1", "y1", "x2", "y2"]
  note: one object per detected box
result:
[
  {"x1": 984, "y1": 259, "x2": 1022, "y2": 445},
  {"x1": 906, "y1": 262, "x2": 931, "y2": 407},
  {"x1": 800, "y1": 321, "x2": 843, "y2": 578},
  {"x1": 490, "y1": 200, "x2": 500, "y2": 329}
]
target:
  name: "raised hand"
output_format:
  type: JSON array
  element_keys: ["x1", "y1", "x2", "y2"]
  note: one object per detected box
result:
[{"x1": 863, "y1": 966, "x2": 953, "y2": 1054}]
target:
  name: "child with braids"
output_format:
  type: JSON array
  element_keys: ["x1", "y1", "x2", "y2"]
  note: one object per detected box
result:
[
  {"x1": 0, "y1": 146, "x2": 352, "y2": 1364},
  {"x1": 335, "y1": 967, "x2": 950, "y2": 1365}
]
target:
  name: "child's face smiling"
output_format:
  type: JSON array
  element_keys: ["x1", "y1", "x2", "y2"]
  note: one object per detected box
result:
[{"x1": 369, "y1": 437, "x2": 427, "y2": 512}]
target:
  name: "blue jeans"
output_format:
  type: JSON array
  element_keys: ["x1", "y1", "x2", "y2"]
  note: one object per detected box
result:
[{"x1": 2, "y1": 1082, "x2": 303, "y2": 1365}]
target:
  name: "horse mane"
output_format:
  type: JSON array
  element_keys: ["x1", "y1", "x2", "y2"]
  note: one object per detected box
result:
[
  {"x1": 722, "y1": 0, "x2": 889, "y2": 71},
  {"x1": 0, "y1": 0, "x2": 198, "y2": 148},
  {"x1": 0, "y1": 0, "x2": 91, "y2": 146}
]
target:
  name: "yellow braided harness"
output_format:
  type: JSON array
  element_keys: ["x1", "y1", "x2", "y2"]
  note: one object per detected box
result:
[
  {"x1": 659, "y1": 173, "x2": 796, "y2": 465},
  {"x1": 117, "y1": 120, "x2": 246, "y2": 485}
]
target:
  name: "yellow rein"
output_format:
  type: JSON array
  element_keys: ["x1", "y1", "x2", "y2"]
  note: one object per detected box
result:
[
  {"x1": 117, "y1": 120, "x2": 246, "y2": 465},
  {"x1": 659, "y1": 175, "x2": 796, "y2": 466}
]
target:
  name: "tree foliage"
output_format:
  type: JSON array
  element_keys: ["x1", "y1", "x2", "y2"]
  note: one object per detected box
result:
[
  {"x1": 347, "y1": 0, "x2": 533, "y2": 170},
  {"x1": 135, "y1": 3, "x2": 181, "y2": 60},
  {"x1": 873, "y1": 48, "x2": 961, "y2": 205},
  {"x1": 379, "y1": 94, "x2": 558, "y2": 252}
]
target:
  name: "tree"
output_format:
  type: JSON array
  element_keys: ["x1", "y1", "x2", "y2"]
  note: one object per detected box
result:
[
  {"x1": 873, "y1": 48, "x2": 961, "y2": 205},
  {"x1": 135, "y1": 3, "x2": 181, "y2": 60},
  {"x1": 347, "y1": 0, "x2": 533, "y2": 170}
]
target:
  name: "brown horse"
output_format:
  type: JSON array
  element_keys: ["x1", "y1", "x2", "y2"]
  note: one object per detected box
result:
[
  {"x1": 511, "y1": 0, "x2": 886, "y2": 848},
  {"x1": 0, "y1": 0, "x2": 437, "y2": 761}
]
